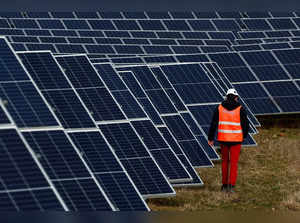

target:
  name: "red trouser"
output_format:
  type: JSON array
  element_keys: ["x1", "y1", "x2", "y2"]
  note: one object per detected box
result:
[{"x1": 220, "y1": 144, "x2": 241, "y2": 186}]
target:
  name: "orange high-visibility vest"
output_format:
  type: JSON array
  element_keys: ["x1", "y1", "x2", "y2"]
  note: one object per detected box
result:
[{"x1": 217, "y1": 105, "x2": 243, "y2": 142}]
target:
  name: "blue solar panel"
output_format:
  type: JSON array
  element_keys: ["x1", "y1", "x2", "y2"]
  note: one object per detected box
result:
[
  {"x1": 68, "y1": 131, "x2": 149, "y2": 211},
  {"x1": 268, "y1": 18, "x2": 297, "y2": 30},
  {"x1": 163, "y1": 20, "x2": 191, "y2": 31},
  {"x1": 105, "y1": 31, "x2": 131, "y2": 38},
  {"x1": 12, "y1": 19, "x2": 39, "y2": 28},
  {"x1": 85, "y1": 44, "x2": 115, "y2": 54},
  {"x1": 150, "y1": 39, "x2": 176, "y2": 45},
  {"x1": 99, "y1": 122, "x2": 174, "y2": 196},
  {"x1": 232, "y1": 44, "x2": 262, "y2": 51},
  {"x1": 143, "y1": 45, "x2": 173, "y2": 54},
  {"x1": 63, "y1": 20, "x2": 90, "y2": 30},
  {"x1": 18, "y1": 52, "x2": 72, "y2": 90},
  {"x1": 131, "y1": 120, "x2": 191, "y2": 181},
  {"x1": 114, "y1": 45, "x2": 144, "y2": 54},
  {"x1": 40, "y1": 37, "x2": 67, "y2": 43},
  {"x1": 56, "y1": 44, "x2": 86, "y2": 53},
  {"x1": 44, "y1": 90, "x2": 96, "y2": 128},
  {"x1": 172, "y1": 46, "x2": 201, "y2": 54},
  {"x1": 138, "y1": 98, "x2": 164, "y2": 125},
  {"x1": 0, "y1": 129, "x2": 50, "y2": 190},
  {"x1": 123, "y1": 38, "x2": 150, "y2": 45},
  {"x1": 88, "y1": 20, "x2": 116, "y2": 30},
  {"x1": 53, "y1": 179, "x2": 112, "y2": 211},
  {"x1": 188, "y1": 20, "x2": 215, "y2": 30},
  {"x1": 157, "y1": 126, "x2": 204, "y2": 185},
  {"x1": 26, "y1": 43, "x2": 57, "y2": 52},
  {"x1": 23, "y1": 130, "x2": 113, "y2": 211},
  {"x1": 38, "y1": 19, "x2": 65, "y2": 29},
  {"x1": 0, "y1": 82, "x2": 59, "y2": 127},
  {"x1": 0, "y1": 106, "x2": 10, "y2": 125},
  {"x1": 94, "y1": 172, "x2": 149, "y2": 211},
  {"x1": 274, "y1": 96, "x2": 300, "y2": 112},
  {"x1": 130, "y1": 31, "x2": 156, "y2": 38},
  {"x1": 213, "y1": 19, "x2": 241, "y2": 30},
  {"x1": 95, "y1": 37, "x2": 122, "y2": 44},
  {"x1": 113, "y1": 20, "x2": 140, "y2": 30},
  {"x1": 138, "y1": 20, "x2": 166, "y2": 30},
  {"x1": 50, "y1": 12, "x2": 75, "y2": 18},
  {"x1": 177, "y1": 39, "x2": 204, "y2": 45},
  {"x1": 95, "y1": 64, "x2": 127, "y2": 90},
  {"x1": 162, "y1": 115, "x2": 212, "y2": 167},
  {"x1": 243, "y1": 19, "x2": 272, "y2": 30},
  {"x1": 160, "y1": 64, "x2": 224, "y2": 104},
  {"x1": 180, "y1": 112, "x2": 219, "y2": 160},
  {"x1": 0, "y1": 19, "x2": 10, "y2": 28},
  {"x1": 265, "y1": 31, "x2": 292, "y2": 38},
  {"x1": 51, "y1": 29, "x2": 77, "y2": 36},
  {"x1": 78, "y1": 30, "x2": 104, "y2": 37},
  {"x1": 157, "y1": 31, "x2": 183, "y2": 38},
  {"x1": 24, "y1": 29, "x2": 51, "y2": 36},
  {"x1": 239, "y1": 31, "x2": 267, "y2": 39},
  {"x1": 263, "y1": 81, "x2": 300, "y2": 97},
  {"x1": 67, "y1": 37, "x2": 94, "y2": 44},
  {"x1": 0, "y1": 29, "x2": 24, "y2": 36},
  {"x1": 77, "y1": 88, "x2": 126, "y2": 121},
  {"x1": 112, "y1": 91, "x2": 147, "y2": 119},
  {"x1": 233, "y1": 83, "x2": 281, "y2": 114}
]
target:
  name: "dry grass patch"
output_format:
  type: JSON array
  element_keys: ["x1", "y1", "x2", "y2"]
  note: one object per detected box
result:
[{"x1": 147, "y1": 123, "x2": 300, "y2": 211}]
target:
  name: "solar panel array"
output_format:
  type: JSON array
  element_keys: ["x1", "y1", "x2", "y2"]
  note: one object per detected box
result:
[{"x1": 0, "y1": 11, "x2": 299, "y2": 210}]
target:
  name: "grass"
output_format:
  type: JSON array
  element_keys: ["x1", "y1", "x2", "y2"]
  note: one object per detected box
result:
[{"x1": 147, "y1": 117, "x2": 300, "y2": 211}]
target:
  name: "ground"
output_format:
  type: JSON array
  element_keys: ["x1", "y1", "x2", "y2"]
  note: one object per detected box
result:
[{"x1": 147, "y1": 115, "x2": 300, "y2": 211}]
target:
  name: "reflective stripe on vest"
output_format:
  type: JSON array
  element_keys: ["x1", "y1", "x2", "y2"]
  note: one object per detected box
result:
[{"x1": 217, "y1": 105, "x2": 243, "y2": 142}]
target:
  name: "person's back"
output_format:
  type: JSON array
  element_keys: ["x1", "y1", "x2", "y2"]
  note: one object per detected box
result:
[{"x1": 208, "y1": 89, "x2": 249, "y2": 192}]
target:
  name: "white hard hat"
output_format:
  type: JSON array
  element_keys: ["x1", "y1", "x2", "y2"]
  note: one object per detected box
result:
[{"x1": 226, "y1": 88, "x2": 239, "y2": 96}]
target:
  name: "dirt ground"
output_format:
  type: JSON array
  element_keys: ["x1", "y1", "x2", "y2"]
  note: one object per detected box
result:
[{"x1": 147, "y1": 116, "x2": 300, "y2": 211}]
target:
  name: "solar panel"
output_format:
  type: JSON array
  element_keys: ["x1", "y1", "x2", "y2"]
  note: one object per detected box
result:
[
  {"x1": 38, "y1": 19, "x2": 65, "y2": 29},
  {"x1": 131, "y1": 120, "x2": 191, "y2": 182},
  {"x1": 113, "y1": 20, "x2": 141, "y2": 30},
  {"x1": 11, "y1": 19, "x2": 39, "y2": 29},
  {"x1": 18, "y1": 52, "x2": 96, "y2": 129},
  {"x1": 188, "y1": 20, "x2": 216, "y2": 31},
  {"x1": 0, "y1": 124, "x2": 64, "y2": 210},
  {"x1": 63, "y1": 20, "x2": 91, "y2": 30},
  {"x1": 268, "y1": 18, "x2": 297, "y2": 30},
  {"x1": 163, "y1": 20, "x2": 191, "y2": 31},
  {"x1": 99, "y1": 122, "x2": 175, "y2": 197},
  {"x1": 161, "y1": 115, "x2": 213, "y2": 167},
  {"x1": 68, "y1": 131, "x2": 149, "y2": 211}
]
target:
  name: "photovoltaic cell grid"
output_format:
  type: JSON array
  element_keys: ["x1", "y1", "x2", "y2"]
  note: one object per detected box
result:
[
  {"x1": 93, "y1": 63, "x2": 192, "y2": 183},
  {"x1": 17, "y1": 51, "x2": 176, "y2": 198},
  {"x1": 116, "y1": 66, "x2": 214, "y2": 167},
  {"x1": 94, "y1": 64, "x2": 204, "y2": 185},
  {"x1": 0, "y1": 101, "x2": 65, "y2": 211},
  {"x1": 2, "y1": 42, "x2": 151, "y2": 211},
  {"x1": 0, "y1": 38, "x2": 59, "y2": 128},
  {"x1": 149, "y1": 66, "x2": 221, "y2": 158}
]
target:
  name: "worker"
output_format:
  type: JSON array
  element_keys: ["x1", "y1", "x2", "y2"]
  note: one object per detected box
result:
[{"x1": 208, "y1": 89, "x2": 249, "y2": 193}]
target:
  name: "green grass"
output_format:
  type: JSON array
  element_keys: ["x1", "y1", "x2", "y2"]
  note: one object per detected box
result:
[{"x1": 147, "y1": 119, "x2": 300, "y2": 211}]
